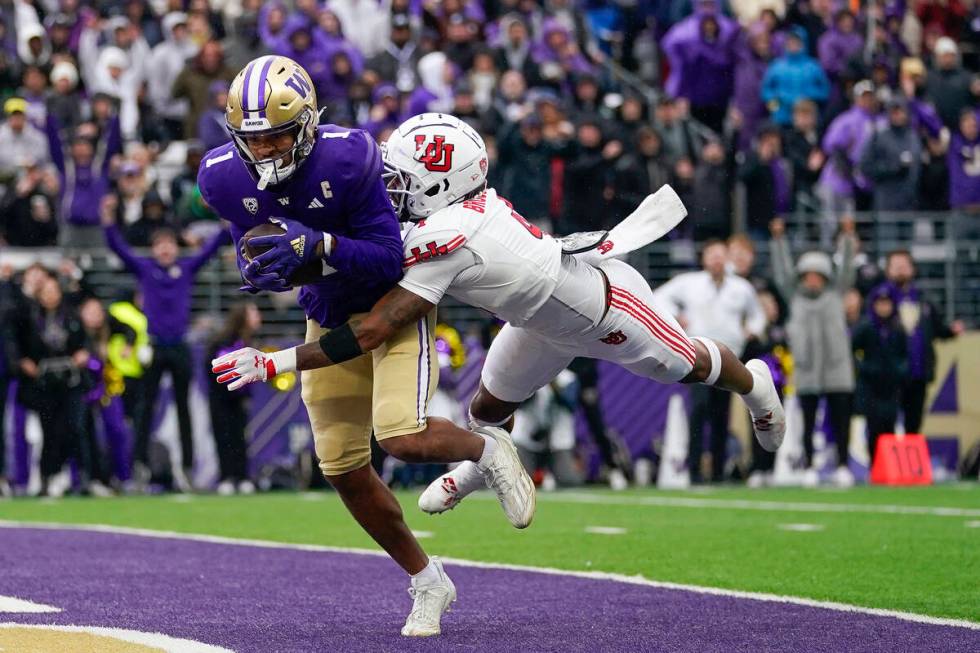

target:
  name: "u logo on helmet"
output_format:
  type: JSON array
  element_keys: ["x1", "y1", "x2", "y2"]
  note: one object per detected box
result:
[{"x1": 414, "y1": 135, "x2": 455, "y2": 172}]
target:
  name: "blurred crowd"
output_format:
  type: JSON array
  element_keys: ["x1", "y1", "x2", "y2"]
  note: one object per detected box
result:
[
  {"x1": 0, "y1": 0, "x2": 978, "y2": 495},
  {"x1": 0, "y1": 0, "x2": 977, "y2": 249}
]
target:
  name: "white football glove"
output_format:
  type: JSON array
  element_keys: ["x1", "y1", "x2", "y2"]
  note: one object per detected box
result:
[{"x1": 211, "y1": 347, "x2": 297, "y2": 391}]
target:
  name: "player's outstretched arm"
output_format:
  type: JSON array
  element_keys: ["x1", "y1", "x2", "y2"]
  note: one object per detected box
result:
[{"x1": 210, "y1": 286, "x2": 434, "y2": 390}]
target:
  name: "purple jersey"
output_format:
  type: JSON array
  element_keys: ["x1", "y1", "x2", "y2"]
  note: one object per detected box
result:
[{"x1": 197, "y1": 125, "x2": 403, "y2": 328}]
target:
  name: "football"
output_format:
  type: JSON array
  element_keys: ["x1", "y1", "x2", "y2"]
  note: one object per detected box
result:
[{"x1": 241, "y1": 223, "x2": 327, "y2": 286}]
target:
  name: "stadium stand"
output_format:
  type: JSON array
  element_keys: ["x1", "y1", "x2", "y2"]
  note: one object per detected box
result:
[{"x1": 0, "y1": 0, "x2": 978, "y2": 496}]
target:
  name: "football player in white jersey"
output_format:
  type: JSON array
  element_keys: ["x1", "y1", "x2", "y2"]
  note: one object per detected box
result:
[{"x1": 212, "y1": 113, "x2": 785, "y2": 514}]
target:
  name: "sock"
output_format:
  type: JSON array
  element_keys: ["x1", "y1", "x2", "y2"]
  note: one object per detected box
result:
[
  {"x1": 475, "y1": 433, "x2": 498, "y2": 470},
  {"x1": 468, "y1": 411, "x2": 511, "y2": 429},
  {"x1": 411, "y1": 559, "x2": 441, "y2": 586},
  {"x1": 741, "y1": 365, "x2": 769, "y2": 414},
  {"x1": 449, "y1": 460, "x2": 488, "y2": 493}
]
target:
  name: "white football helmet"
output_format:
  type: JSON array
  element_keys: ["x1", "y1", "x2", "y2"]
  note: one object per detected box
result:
[{"x1": 381, "y1": 113, "x2": 488, "y2": 221}]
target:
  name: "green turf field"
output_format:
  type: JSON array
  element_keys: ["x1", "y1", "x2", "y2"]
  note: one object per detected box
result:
[{"x1": 2, "y1": 485, "x2": 977, "y2": 622}]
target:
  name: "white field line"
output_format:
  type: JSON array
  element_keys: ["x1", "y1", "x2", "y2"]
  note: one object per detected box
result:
[
  {"x1": 584, "y1": 526, "x2": 628, "y2": 535},
  {"x1": 478, "y1": 491, "x2": 980, "y2": 518},
  {"x1": 0, "y1": 521, "x2": 977, "y2": 632},
  {"x1": 0, "y1": 596, "x2": 61, "y2": 613},
  {"x1": 0, "y1": 623, "x2": 234, "y2": 653},
  {"x1": 777, "y1": 523, "x2": 826, "y2": 532}
]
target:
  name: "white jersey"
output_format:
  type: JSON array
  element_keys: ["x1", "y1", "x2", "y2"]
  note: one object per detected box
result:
[
  {"x1": 400, "y1": 188, "x2": 597, "y2": 328},
  {"x1": 399, "y1": 188, "x2": 698, "y2": 405}
]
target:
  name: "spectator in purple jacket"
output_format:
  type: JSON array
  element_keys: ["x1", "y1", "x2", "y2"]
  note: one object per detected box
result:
[
  {"x1": 258, "y1": 2, "x2": 290, "y2": 53},
  {"x1": 101, "y1": 206, "x2": 230, "y2": 492},
  {"x1": 362, "y1": 83, "x2": 402, "y2": 140},
  {"x1": 196, "y1": 80, "x2": 230, "y2": 152},
  {"x1": 661, "y1": 0, "x2": 739, "y2": 99},
  {"x1": 276, "y1": 16, "x2": 332, "y2": 97},
  {"x1": 948, "y1": 108, "x2": 980, "y2": 217},
  {"x1": 733, "y1": 22, "x2": 773, "y2": 151},
  {"x1": 818, "y1": 10, "x2": 863, "y2": 88},
  {"x1": 47, "y1": 114, "x2": 122, "y2": 248},
  {"x1": 532, "y1": 18, "x2": 592, "y2": 84},
  {"x1": 670, "y1": 14, "x2": 736, "y2": 134},
  {"x1": 816, "y1": 80, "x2": 876, "y2": 247}
]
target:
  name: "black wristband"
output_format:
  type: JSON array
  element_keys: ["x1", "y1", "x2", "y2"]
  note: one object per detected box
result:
[{"x1": 318, "y1": 323, "x2": 363, "y2": 363}]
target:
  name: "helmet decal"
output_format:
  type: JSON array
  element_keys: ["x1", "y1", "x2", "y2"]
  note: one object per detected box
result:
[{"x1": 414, "y1": 135, "x2": 455, "y2": 172}]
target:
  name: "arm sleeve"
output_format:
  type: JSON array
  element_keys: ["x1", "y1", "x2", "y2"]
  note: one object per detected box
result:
[
  {"x1": 398, "y1": 247, "x2": 475, "y2": 305},
  {"x1": 326, "y1": 133, "x2": 403, "y2": 284},
  {"x1": 188, "y1": 228, "x2": 232, "y2": 274},
  {"x1": 104, "y1": 224, "x2": 145, "y2": 275}
]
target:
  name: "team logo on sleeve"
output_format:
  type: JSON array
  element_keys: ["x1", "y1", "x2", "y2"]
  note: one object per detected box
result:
[
  {"x1": 403, "y1": 236, "x2": 466, "y2": 267},
  {"x1": 243, "y1": 197, "x2": 258, "y2": 215},
  {"x1": 414, "y1": 135, "x2": 454, "y2": 172}
]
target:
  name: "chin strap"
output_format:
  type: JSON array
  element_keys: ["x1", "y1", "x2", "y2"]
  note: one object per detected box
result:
[{"x1": 256, "y1": 165, "x2": 274, "y2": 191}]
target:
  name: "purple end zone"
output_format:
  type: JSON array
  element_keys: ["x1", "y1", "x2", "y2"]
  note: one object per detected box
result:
[{"x1": 0, "y1": 527, "x2": 976, "y2": 653}]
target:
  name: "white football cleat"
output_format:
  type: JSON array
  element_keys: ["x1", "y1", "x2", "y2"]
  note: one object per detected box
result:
[
  {"x1": 418, "y1": 462, "x2": 484, "y2": 514},
  {"x1": 401, "y1": 558, "x2": 456, "y2": 637},
  {"x1": 216, "y1": 480, "x2": 235, "y2": 496},
  {"x1": 475, "y1": 426, "x2": 536, "y2": 529},
  {"x1": 744, "y1": 359, "x2": 786, "y2": 453}
]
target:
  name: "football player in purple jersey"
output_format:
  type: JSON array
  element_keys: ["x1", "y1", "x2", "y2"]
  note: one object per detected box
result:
[{"x1": 198, "y1": 56, "x2": 533, "y2": 637}]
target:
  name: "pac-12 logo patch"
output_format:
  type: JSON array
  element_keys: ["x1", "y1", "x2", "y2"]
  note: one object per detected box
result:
[
  {"x1": 600, "y1": 330, "x2": 627, "y2": 345},
  {"x1": 414, "y1": 135, "x2": 454, "y2": 172},
  {"x1": 243, "y1": 197, "x2": 258, "y2": 215}
]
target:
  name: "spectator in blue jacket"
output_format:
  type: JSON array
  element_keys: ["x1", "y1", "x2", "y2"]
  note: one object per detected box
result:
[{"x1": 761, "y1": 26, "x2": 830, "y2": 126}]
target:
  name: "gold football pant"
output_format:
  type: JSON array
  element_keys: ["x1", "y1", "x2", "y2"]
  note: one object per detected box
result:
[{"x1": 300, "y1": 310, "x2": 438, "y2": 476}]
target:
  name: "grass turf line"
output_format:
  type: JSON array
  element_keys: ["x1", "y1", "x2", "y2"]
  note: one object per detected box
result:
[{"x1": 1, "y1": 486, "x2": 977, "y2": 622}]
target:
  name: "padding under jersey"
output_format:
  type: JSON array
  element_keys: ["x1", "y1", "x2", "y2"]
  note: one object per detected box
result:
[{"x1": 398, "y1": 188, "x2": 562, "y2": 326}]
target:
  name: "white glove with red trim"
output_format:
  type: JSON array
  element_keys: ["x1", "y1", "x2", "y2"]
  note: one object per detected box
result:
[{"x1": 211, "y1": 347, "x2": 296, "y2": 391}]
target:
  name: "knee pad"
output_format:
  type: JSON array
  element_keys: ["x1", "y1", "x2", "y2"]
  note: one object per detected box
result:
[{"x1": 691, "y1": 337, "x2": 722, "y2": 386}]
